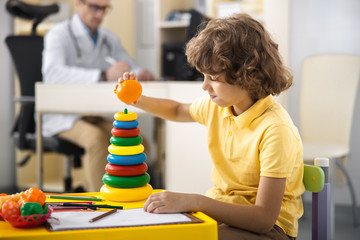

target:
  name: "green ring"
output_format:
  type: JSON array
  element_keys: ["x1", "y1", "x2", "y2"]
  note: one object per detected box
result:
[
  {"x1": 102, "y1": 173, "x2": 150, "y2": 188},
  {"x1": 110, "y1": 135, "x2": 143, "y2": 146}
]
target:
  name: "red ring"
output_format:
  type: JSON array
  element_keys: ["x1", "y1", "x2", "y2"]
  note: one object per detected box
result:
[
  {"x1": 111, "y1": 127, "x2": 140, "y2": 138},
  {"x1": 105, "y1": 163, "x2": 148, "y2": 176}
]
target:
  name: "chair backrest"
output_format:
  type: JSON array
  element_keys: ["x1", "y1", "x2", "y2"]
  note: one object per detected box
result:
[
  {"x1": 5, "y1": 35, "x2": 43, "y2": 97},
  {"x1": 182, "y1": 9, "x2": 210, "y2": 81},
  {"x1": 300, "y1": 55, "x2": 360, "y2": 145},
  {"x1": 303, "y1": 164, "x2": 325, "y2": 193},
  {"x1": 303, "y1": 163, "x2": 330, "y2": 240},
  {"x1": 185, "y1": 9, "x2": 210, "y2": 43},
  {"x1": 5, "y1": 35, "x2": 43, "y2": 148},
  {"x1": 6, "y1": 0, "x2": 59, "y2": 35}
]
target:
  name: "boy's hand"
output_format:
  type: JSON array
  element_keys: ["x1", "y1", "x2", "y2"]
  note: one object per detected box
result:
[
  {"x1": 143, "y1": 191, "x2": 200, "y2": 214},
  {"x1": 116, "y1": 72, "x2": 141, "y2": 104},
  {"x1": 118, "y1": 71, "x2": 137, "y2": 83}
]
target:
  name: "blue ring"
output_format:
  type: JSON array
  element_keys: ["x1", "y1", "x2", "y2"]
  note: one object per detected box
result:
[
  {"x1": 107, "y1": 153, "x2": 146, "y2": 165},
  {"x1": 113, "y1": 120, "x2": 139, "y2": 129}
]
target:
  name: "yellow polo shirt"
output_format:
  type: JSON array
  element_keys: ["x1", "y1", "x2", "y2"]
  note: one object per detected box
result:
[{"x1": 189, "y1": 94, "x2": 304, "y2": 237}]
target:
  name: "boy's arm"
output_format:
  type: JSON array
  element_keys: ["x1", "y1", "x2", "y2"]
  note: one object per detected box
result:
[
  {"x1": 119, "y1": 72, "x2": 194, "y2": 122},
  {"x1": 198, "y1": 176, "x2": 286, "y2": 233},
  {"x1": 133, "y1": 95, "x2": 194, "y2": 122},
  {"x1": 144, "y1": 176, "x2": 286, "y2": 234}
]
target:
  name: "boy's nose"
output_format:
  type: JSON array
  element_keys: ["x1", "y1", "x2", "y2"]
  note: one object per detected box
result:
[{"x1": 202, "y1": 77, "x2": 209, "y2": 91}]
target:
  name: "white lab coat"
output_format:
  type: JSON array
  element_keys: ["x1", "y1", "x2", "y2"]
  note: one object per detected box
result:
[{"x1": 42, "y1": 14, "x2": 141, "y2": 137}]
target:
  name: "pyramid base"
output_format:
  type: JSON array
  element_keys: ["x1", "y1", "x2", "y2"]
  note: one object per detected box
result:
[{"x1": 100, "y1": 184, "x2": 153, "y2": 202}]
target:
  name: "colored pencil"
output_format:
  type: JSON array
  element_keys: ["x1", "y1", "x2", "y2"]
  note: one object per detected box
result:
[
  {"x1": 52, "y1": 206, "x2": 98, "y2": 212},
  {"x1": 89, "y1": 209, "x2": 117, "y2": 223},
  {"x1": 48, "y1": 201, "x2": 94, "y2": 205},
  {"x1": 48, "y1": 195, "x2": 104, "y2": 201},
  {"x1": 45, "y1": 193, "x2": 97, "y2": 198},
  {"x1": 60, "y1": 203, "x2": 123, "y2": 209}
]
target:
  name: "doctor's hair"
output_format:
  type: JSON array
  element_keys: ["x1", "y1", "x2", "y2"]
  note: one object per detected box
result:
[{"x1": 185, "y1": 13, "x2": 293, "y2": 101}]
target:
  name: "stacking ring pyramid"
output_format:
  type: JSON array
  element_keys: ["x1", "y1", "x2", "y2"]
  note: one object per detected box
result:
[{"x1": 100, "y1": 108, "x2": 153, "y2": 202}]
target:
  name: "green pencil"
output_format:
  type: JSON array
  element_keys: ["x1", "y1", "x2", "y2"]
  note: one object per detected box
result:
[
  {"x1": 48, "y1": 195, "x2": 104, "y2": 201},
  {"x1": 61, "y1": 203, "x2": 123, "y2": 209}
]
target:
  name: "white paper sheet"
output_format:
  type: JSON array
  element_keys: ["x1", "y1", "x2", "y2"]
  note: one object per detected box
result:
[{"x1": 47, "y1": 208, "x2": 193, "y2": 231}]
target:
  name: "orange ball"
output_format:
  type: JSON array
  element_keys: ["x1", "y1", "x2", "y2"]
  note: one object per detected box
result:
[
  {"x1": 114, "y1": 79, "x2": 142, "y2": 103},
  {"x1": 1, "y1": 200, "x2": 20, "y2": 218}
]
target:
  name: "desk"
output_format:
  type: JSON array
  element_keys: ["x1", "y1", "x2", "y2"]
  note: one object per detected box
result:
[
  {"x1": 35, "y1": 82, "x2": 169, "y2": 190},
  {"x1": 35, "y1": 81, "x2": 213, "y2": 194},
  {"x1": 0, "y1": 191, "x2": 218, "y2": 240}
]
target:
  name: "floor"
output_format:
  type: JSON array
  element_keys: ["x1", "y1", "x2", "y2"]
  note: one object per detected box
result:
[{"x1": 298, "y1": 202, "x2": 360, "y2": 240}]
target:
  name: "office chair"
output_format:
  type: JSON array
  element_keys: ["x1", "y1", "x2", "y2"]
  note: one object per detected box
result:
[
  {"x1": 303, "y1": 158, "x2": 331, "y2": 240},
  {"x1": 162, "y1": 9, "x2": 210, "y2": 81},
  {"x1": 300, "y1": 54, "x2": 360, "y2": 227},
  {"x1": 5, "y1": 0, "x2": 84, "y2": 192},
  {"x1": 182, "y1": 9, "x2": 210, "y2": 81}
]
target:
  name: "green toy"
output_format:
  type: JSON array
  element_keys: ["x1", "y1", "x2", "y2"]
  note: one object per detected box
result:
[{"x1": 21, "y1": 202, "x2": 43, "y2": 216}]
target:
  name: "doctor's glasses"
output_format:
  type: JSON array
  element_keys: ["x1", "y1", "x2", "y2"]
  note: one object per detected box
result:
[{"x1": 80, "y1": 0, "x2": 112, "y2": 14}]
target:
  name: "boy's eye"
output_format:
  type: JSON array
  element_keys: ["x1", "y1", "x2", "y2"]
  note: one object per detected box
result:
[
  {"x1": 209, "y1": 75, "x2": 217, "y2": 81},
  {"x1": 203, "y1": 73, "x2": 219, "y2": 82}
]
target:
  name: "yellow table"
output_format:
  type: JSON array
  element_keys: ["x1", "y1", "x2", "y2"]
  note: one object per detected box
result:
[{"x1": 0, "y1": 191, "x2": 217, "y2": 240}]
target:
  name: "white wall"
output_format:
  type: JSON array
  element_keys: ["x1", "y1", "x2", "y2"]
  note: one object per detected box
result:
[
  {"x1": 0, "y1": 1, "x2": 16, "y2": 191},
  {"x1": 263, "y1": 0, "x2": 290, "y2": 109},
  {"x1": 289, "y1": 0, "x2": 360, "y2": 206}
]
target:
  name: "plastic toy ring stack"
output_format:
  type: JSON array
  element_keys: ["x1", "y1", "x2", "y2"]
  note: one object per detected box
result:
[{"x1": 100, "y1": 108, "x2": 153, "y2": 202}]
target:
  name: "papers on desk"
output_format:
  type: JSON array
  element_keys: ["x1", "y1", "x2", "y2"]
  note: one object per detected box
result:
[{"x1": 46, "y1": 208, "x2": 202, "y2": 231}]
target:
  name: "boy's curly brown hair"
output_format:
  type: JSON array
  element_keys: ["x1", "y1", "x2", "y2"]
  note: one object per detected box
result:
[{"x1": 185, "y1": 13, "x2": 293, "y2": 101}]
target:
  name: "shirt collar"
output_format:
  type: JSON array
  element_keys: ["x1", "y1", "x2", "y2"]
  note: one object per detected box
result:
[
  {"x1": 71, "y1": 14, "x2": 99, "y2": 44},
  {"x1": 221, "y1": 95, "x2": 275, "y2": 128},
  {"x1": 76, "y1": 14, "x2": 99, "y2": 44}
]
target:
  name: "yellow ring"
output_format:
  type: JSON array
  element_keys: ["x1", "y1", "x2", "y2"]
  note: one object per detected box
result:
[
  {"x1": 108, "y1": 144, "x2": 144, "y2": 155},
  {"x1": 100, "y1": 184, "x2": 153, "y2": 202},
  {"x1": 114, "y1": 111, "x2": 137, "y2": 121}
]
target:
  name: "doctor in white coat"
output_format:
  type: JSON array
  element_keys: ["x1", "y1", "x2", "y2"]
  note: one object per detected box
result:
[{"x1": 42, "y1": 0, "x2": 153, "y2": 192}]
